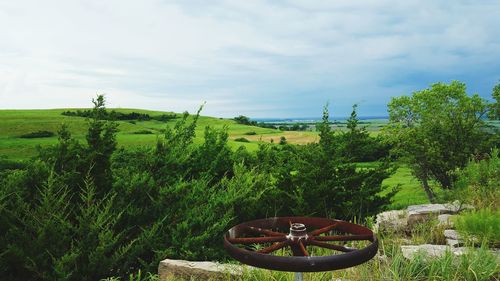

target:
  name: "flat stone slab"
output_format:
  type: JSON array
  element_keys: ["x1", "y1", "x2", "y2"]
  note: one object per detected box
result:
[
  {"x1": 375, "y1": 210, "x2": 408, "y2": 233},
  {"x1": 158, "y1": 259, "x2": 242, "y2": 281},
  {"x1": 401, "y1": 245, "x2": 499, "y2": 260},
  {"x1": 407, "y1": 204, "x2": 455, "y2": 225},
  {"x1": 401, "y1": 244, "x2": 451, "y2": 259}
]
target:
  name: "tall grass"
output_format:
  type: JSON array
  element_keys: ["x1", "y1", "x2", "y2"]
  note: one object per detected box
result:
[{"x1": 455, "y1": 208, "x2": 500, "y2": 245}]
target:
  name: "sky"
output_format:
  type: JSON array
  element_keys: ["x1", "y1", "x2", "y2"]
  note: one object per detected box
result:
[{"x1": 0, "y1": 1, "x2": 499, "y2": 118}]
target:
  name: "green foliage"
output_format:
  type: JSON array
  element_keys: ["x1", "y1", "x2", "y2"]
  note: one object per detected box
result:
[
  {"x1": 131, "y1": 130, "x2": 154, "y2": 135},
  {"x1": 386, "y1": 81, "x2": 494, "y2": 201},
  {"x1": 62, "y1": 109, "x2": 176, "y2": 122},
  {"x1": 19, "y1": 130, "x2": 55, "y2": 138},
  {"x1": 244, "y1": 131, "x2": 257, "y2": 135},
  {"x1": 254, "y1": 105, "x2": 395, "y2": 219},
  {"x1": 0, "y1": 98, "x2": 395, "y2": 280},
  {"x1": 0, "y1": 157, "x2": 25, "y2": 172},
  {"x1": 339, "y1": 105, "x2": 390, "y2": 162},
  {"x1": 455, "y1": 208, "x2": 500, "y2": 244},
  {"x1": 234, "y1": 137, "x2": 250, "y2": 142},
  {"x1": 233, "y1": 115, "x2": 256, "y2": 125},
  {"x1": 453, "y1": 149, "x2": 500, "y2": 209},
  {"x1": 409, "y1": 217, "x2": 447, "y2": 245},
  {"x1": 489, "y1": 81, "x2": 500, "y2": 120}
]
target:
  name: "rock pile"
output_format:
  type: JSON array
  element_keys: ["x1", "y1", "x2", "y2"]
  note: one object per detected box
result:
[
  {"x1": 374, "y1": 200, "x2": 471, "y2": 233},
  {"x1": 374, "y1": 201, "x2": 495, "y2": 260}
]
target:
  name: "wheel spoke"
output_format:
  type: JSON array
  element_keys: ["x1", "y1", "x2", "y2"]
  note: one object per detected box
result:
[
  {"x1": 313, "y1": 234, "x2": 372, "y2": 242},
  {"x1": 227, "y1": 236, "x2": 286, "y2": 244},
  {"x1": 307, "y1": 223, "x2": 338, "y2": 236},
  {"x1": 256, "y1": 241, "x2": 289, "y2": 254},
  {"x1": 298, "y1": 240, "x2": 309, "y2": 256},
  {"x1": 307, "y1": 239, "x2": 355, "y2": 252},
  {"x1": 244, "y1": 226, "x2": 286, "y2": 237}
]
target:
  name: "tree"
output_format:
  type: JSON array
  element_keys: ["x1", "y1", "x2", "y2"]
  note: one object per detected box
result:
[
  {"x1": 85, "y1": 95, "x2": 118, "y2": 194},
  {"x1": 489, "y1": 82, "x2": 500, "y2": 120},
  {"x1": 340, "y1": 104, "x2": 370, "y2": 161},
  {"x1": 233, "y1": 115, "x2": 256, "y2": 126},
  {"x1": 386, "y1": 81, "x2": 492, "y2": 202}
]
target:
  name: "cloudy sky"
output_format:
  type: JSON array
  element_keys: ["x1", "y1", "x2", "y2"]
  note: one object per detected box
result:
[{"x1": 1, "y1": 1, "x2": 499, "y2": 118}]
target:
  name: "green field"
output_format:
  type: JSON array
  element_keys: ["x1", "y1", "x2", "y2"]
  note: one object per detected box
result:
[
  {"x1": 0, "y1": 108, "x2": 430, "y2": 209},
  {"x1": 0, "y1": 108, "x2": 319, "y2": 160}
]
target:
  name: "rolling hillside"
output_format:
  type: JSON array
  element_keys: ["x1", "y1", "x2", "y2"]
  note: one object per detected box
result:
[{"x1": 0, "y1": 108, "x2": 318, "y2": 160}]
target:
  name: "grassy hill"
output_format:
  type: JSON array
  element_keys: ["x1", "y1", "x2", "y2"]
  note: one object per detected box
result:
[{"x1": 0, "y1": 108, "x2": 319, "y2": 160}]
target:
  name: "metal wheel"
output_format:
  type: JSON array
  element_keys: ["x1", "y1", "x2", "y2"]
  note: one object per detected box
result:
[{"x1": 223, "y1": 217, "x2": 378, "y2": 272}]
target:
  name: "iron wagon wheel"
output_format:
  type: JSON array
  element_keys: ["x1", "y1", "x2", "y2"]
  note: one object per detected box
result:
[{"x1": 223, "y1": 216, "x2": 378, "y2": 272}]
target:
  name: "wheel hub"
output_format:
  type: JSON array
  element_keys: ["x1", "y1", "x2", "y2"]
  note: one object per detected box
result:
[{"x1": 287, "y1": 223, "x2": 308, "y2": 241}]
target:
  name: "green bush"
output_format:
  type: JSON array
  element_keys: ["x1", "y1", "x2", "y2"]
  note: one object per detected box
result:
[
  {"x1": 455, "y1": 208, "x2": 500, "y2": 244},
  {"x1": 19, "y1": 130, "x2": 55, "y2": 138},
  {"x1": 0, "y1": 158, "x2": 25, "y2": 172},
  {"x1": 234, "y1": 137, "x2": 250, "y2": 142},
  {"x1": 453, "y1": 149, "x2": 499, "y2": 209},
  {"x1": 244, "y1": 131, "x2": 257, "y2": 135},
  {"x1": 131, "y1": 130, "x2": 153, "y2": 134}
]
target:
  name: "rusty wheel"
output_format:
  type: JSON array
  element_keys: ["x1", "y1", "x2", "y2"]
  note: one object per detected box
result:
[{"x1": 223, "y1": 217, "x2": 378, "y2": 272}]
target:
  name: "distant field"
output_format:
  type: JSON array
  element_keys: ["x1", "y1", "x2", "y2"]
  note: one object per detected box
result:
[
  {"x1": 0, "y1": 108, "x2": 323, "y2": 160},
  {"x1": 0, "y1": 109, "x2": 392, "y2": 160}
]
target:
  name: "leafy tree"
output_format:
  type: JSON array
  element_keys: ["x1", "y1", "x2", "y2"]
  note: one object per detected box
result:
[
  {"x1": 489, "y1": 82, "x2": 500, "y2": 120},
  {"x1": 386, "y1": 81, "x2": 493, "y2": 201},
  {"x1": 233, "y1": 115, "x2": 256, "y2": 126},
  {"x1": 338, "y1": 105, "x2": 390, "y2": 162}
]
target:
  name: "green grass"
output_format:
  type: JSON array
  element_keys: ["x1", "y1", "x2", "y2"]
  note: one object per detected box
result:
[
  {"x1": 0, "y1": 109, "x2": 394, "y2": 160},
  {"x1": 0, "y1": 108, "x2": 313, "y2": 160},
  {"x1": 356, "y1": 162, "x2": 431, "y2": 210},
  {"x1": 381, "y1": 167, "x2": 431, "y2": 210},
  {"x1": 455, "y1": 208, "x2": 500, "y2": 244}
]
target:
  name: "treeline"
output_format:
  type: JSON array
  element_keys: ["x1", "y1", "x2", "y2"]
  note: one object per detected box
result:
[
  {"x1": 0, "y1": 96, "x2": 394, "y2": 281},
  {"x1": 62, "y1": 109, "x2": 177, "y2": 122},
  {"x1": 233, "y1": 115, "x2": 310, "y2": 131}
]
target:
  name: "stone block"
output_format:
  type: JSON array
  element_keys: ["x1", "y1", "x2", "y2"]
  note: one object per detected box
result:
[
  {"x1": 374, "y1": 210, "x2": 408, "y2": 233},
  {"x1": 158, "y1": 259, "x2": 242, "y2": 281}
]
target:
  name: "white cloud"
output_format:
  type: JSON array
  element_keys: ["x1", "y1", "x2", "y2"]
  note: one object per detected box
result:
[{"x1": 0, "y1": 0, "x2": 499, "y2": 117}]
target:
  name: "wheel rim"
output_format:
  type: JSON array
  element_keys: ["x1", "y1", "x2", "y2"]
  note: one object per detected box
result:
[{"x1": 223, "y1": 217, "x2": 378, "y2": 272}]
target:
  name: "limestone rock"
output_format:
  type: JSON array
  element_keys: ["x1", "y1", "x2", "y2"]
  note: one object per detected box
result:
[
  {"x1": 444, "y1": 200, "x2": 474, "y2": 213},
  {"x1": 401, "y1": 244, "x2": 450, "y2": 259},
  {"x1": 407, "y1": 203, "x2": 464, "y2": 225},
  {"x1": 437, "y1": 214, "x2": 454, "y2": 227},
  {"x1": 158, "y1": 259, "x2": 242, "y2": 281},
  {"x1": 375, "y1": 210, "x2": 408, "y2": 233},
  {"x1": 446, "y1": 239, "x2": 462, "y2": 247},
  {"x1": 444, "y1": 229, "x2": 460, "y2": 240}
]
